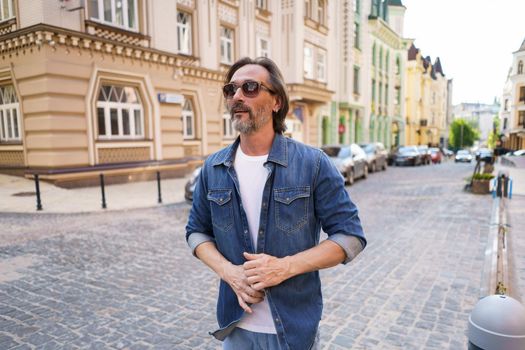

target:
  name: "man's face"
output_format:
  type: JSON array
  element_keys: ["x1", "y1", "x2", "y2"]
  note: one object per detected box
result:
[{"x1": 225, "y1": 64, "x2": 279, "y2": 135}]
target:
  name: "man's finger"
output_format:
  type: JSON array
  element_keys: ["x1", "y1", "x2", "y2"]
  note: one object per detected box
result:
[
  {"x1": 237, "y1": 296, "x2": 252, "y2": 313},
  {"x1": 251, "y1": 281, "x2": 266, "y2": 291},
  {"x1": 243, "y1": 252, "x2": 264, "y2": 260},
  {"x1": 246, "y1": 275, "x2": 261, "y2": 284}
]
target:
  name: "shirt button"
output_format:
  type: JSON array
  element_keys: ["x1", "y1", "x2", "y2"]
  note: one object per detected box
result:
[
  {"x1": 259, "y1": 230, "x2": 263, "y2": 235},
  {"x1": 244, "y1": 230, "x2": 248, "y2": 234},
  {"x1": 275, "y1": 318, "x2": 280, "y2": 323}
]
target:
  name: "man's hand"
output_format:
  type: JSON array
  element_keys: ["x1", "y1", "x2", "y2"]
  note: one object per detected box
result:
[
  {"x1": 243, "y1": 252, "x2": 293, "y2": 290},
  {"x1": 221, "y1": 261, "x2": 265, "y2": 313}
]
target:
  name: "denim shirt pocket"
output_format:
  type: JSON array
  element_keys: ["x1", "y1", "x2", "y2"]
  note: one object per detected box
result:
[
  {"x1": 274, "y1": 186, "x2": 310, "y2": 233},
  {"x1": 207, "y1": 189, "x2": 234, "y2": 231}
]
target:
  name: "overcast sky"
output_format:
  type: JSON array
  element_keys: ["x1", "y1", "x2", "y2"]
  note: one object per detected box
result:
[{"x1": 401, "y1": 0, "x2": 525, "y2": 106}]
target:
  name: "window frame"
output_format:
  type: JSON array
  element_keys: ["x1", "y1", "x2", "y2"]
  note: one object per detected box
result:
[
  {"x1": 0, "y1": 85, "x2": 21, "y2": 143},
  {"x1": 303, "y1": 44, "x2": 314, "y2": 79},
  {"x1": 519, "y1": 60, "x2": 524, "y2": 75},
  {"x1": 96, "y1": 84, "x2": 144, "y2": 140},
  {"x1": 519, "y1": 111, "x2": 525, "y2": 126},
  {"x1": 353, "y1": 22, "x2": 360, "y2": 49},
  {"x1": 316, "y1": 49, "x2": 327, "y2": 82},
  {"x1": 353, "y1": 66, "x2": 360, "y2": 95},
  {"x1": 222, "y1": 112, "x2": 235, "y2": 139},
  {"x1": 520, "y1": 86, "x2": 525, "y2": 103},
  {"x1": 256, "y1": 0, "x2": 268, "y2": 10},
  {"x1": 0, "y1": 0, "x2": 14, "y2": 23},
  {"x1": 89, "y1": 0, "x2": 139, "y2": 32},
  {"x1": 182, "y1": 97, "x2": 196, "y2": 140},
  {"x1": 220, "y1": 26, "x2": 234, "y2": 65},
  {"x1": 257, "y1": 36, "x2": 270, "y2": 58},
  {"x1": 176, "y1": 10, "x2": 192, "y2": 55}
]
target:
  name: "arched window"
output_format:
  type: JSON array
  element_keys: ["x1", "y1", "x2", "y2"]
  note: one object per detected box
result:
[
  {"x1": 0, "y1": 85, "x2": 21, "y2": 142},
  {"x1": 519, "y1": 60, "x2": 523, "y2": 74},
  {"x1": 182, "y1": 97, "x2": 195, "y2": 139},
  {"x1": 96, "y1": 84, "x2": 144, "y2": 139}
]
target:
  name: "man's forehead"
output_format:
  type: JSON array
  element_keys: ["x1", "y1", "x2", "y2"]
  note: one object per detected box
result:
[{"x1": 230, "y1": 64, "x2": 269, "y2": 82}]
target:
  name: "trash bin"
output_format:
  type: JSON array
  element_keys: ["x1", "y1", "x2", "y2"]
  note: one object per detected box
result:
[{"x1": 468, "y1": 295, "x2": 525, "y2": 349}]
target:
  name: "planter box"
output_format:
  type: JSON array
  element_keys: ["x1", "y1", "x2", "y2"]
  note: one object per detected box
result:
[{"x1": 472, "y1": 179, "x2": 491, "y2": 194}]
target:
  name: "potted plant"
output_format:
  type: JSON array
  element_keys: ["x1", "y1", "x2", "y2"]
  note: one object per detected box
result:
[{"x1": 471, "y1": 173, "x2": 495, "y2": 194}]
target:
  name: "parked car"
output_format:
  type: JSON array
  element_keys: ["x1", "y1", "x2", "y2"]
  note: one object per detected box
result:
[
  {"x1": 476, "y1": 148, "x2": 494, "y2": 163},
  {"x1": 429, "y1": 147, "x2": 442, "y2": 164},
  {"x1": 513, "y1": 149, "x2": 525, "y2": 156},
  {"x1": 184, "y1": 166, "x2": 202, "y2": 201},
  {"x1": 392, "y1": 146, "x2": 423, "y2": 166},
  {"x1": 442, "y1": 148, "x2": 454, "y2": 158},
  {"x1": 321, "y1": 144, "x2": 368, "y2": 185},
  {"x1": 417, "y1": 145, "x2": 432, "y2": 165},
  {"x1": 455, "y1": 149, "x2": 473, "y2": 163},
  {"x1": 359, "y1": 142, "x2": 388, "y2": 172}
]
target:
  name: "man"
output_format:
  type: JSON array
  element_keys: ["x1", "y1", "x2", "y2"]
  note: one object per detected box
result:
[{"x1": 186, "y1": 57, "x2": 366, "y2": 350}]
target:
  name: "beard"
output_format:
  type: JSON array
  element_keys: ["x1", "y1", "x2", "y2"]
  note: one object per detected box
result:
[{"x1": 229, "y1": 102, "x2": 272, "y2": 134}]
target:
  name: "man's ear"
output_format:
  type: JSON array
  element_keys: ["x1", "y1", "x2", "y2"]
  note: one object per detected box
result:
[{"x1": 273, "y1": 97, "x2": 282, "y2": 113}]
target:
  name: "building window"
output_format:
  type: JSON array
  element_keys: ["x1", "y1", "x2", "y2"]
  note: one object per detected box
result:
[
  {"x1": 353, "y1": 22, "x2": 360, "y2": 49},
  {"x1": 96, "y1": 84, "x2": 143, "y2": 139},
  {"x1": 386, "y1": 51, "x2": 390, "y2": 73},
  {"x1": 257, "y1": 37, "x2": 270, "y2": 58},
  {"x1": 385, "y1": 83, "x2": 389, "y2": 105},
  {"x1": 394, "y1": 86, "x2": 400, "y2": 105},
  {"x1": 317, "y1": 50, "x2": 327, "y2": 82},
  {"x1": 372, "y1": 44, "x2": 376, "y2": 67},
  {"x1": 378, "y1": 83, "x2": 383, "y2": 104},
  {"x1": 353, "y1": 66, "x2": 360, "y2": 95},
  {"x1": 317, "y1": 0, "x2": 326, "y2": 25},
  {"x1": 88, "y1": 0, "x2": 138, "y2": 31},
  {"x1": 304, "y1": 45, "x2": 314, "y2": 79},
  {"x1": 520, "y1": 86, "x2": 525, "y2": 103},
  {"x1": 519, "y1": 111, "x2": 525, "y2": 126},
  {"x1": 379, "y1": 47, "x2": 383, "y2": 70},
  {"x1": 256, "y1": 0, "x2": 268, "y2": 10},
  {"x1": 305, "y1": 0, "x2": 311, "y2": 19},
  {"x1": 372, "y1": 79, "x2": 376, "y2": 100},
  {"x1": 519, "y1": 60, "x2": 524, "y2": 74},
  {"x1": 353, "y1": 0, "x2": 360, "y2": 14},
  {"x1": 504, "y1": 99, "x2": 509, "y2": 111},
  {"x1": 0, "y1": 85, "x2": 21, "y2": 142},
  {"x1": 223, "y1": 112, "x2": 234, "y2": 139},
  {"x1": 503, "y1": 118, "x2": 508, "y2": 130},
  {"x1": 395, "y1": 56, "x2": 401, "y2": 75},
  {"x1": 182, "y1": 98, "x2": 196, "y2": 139},
  {"x1": 220, "y1": 26, "x2": 234, "y2": 64},
  {"x1": 177, "y1": 11, "x2": 192, "y2": 55},
  {"x1": 0, "y1": 0, "x2": 14, "y2": 22}
]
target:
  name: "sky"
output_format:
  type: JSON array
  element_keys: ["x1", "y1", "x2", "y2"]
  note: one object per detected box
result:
[{"x1": 401, "y1": 0, "x2": 525, "y2": 106}]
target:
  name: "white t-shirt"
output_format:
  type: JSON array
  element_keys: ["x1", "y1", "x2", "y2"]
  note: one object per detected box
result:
[{"x1": 234, "y1": 146, "x2": 277, "y2": 334}]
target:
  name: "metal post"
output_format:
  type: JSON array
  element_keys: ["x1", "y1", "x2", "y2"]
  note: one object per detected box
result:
[
  {"x1": 34, "y1": 174, "x2": 43, "y2": 211},
  {"x1": 100, "y1": 173, "x2": 107, "y2": 209},
  {"x1": 156, "y1": 171, "x2": 162, "y2": 204}
]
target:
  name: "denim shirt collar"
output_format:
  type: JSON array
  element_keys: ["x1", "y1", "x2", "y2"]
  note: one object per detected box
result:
[{"x1": 211, "y1": 133, "x2": 288, "y2": 168}]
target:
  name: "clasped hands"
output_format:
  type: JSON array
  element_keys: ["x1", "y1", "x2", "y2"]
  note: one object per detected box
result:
[{"x1": 222, "y1": 252, "x2": 293, "y2": 313}]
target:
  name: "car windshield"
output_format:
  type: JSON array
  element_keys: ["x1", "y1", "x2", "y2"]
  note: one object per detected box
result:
[
  {"x1": 338, "y1": 147, "x2": 352, "y2": 159},
  {"x1": 458, "y1": 150, "x2": 469, "y2": 155},
  {"x1": 399, "y1": 147, "x2": 415, "y2": 154},
  {"x1": 361, "y1": 144, "x2": 375, "y2": 153},
  {"x1": 430, "y1": 148, "x2": 439, "y2": 153}
]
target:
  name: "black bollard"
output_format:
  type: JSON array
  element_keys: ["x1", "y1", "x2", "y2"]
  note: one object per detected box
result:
[
  {"x1": 34, "y1": 174, "x2": 43, "y2": 211},
  {"x1": 496, "y1": 171, "x2": 509, "y2": 198},
  {"x1": 156, "y1": 171, "x2": 162, "y2": 204},
  {"x1": 100, "y1": 173, "x2": 107, "y2": 209}
]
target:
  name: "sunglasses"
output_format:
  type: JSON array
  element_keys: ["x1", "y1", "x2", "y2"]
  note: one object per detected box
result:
[{"x1": 222, "y1": 80, "x2": 275, "y2": 99}]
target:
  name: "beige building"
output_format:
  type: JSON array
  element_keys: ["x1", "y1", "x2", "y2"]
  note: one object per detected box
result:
[
  {"x1": 500, "y1": 36, "x2": 525, "y2": 151},
  {"x1": 405, "y1": 43, "x2": 449, "y2": 147},
  {"x1": 0, "y1": 0, "x2": 341, "y2": 185}
]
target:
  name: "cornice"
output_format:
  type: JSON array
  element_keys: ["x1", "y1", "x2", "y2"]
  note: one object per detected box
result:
[
  {"x1": 0, "y1": 23, "x2": 224, "y2": 82},
  {"x1": 368, "y1": 17, "x2": 402, "y2": 49}
]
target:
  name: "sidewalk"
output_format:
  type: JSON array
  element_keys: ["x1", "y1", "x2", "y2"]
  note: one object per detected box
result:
[{"x1": 0, "y1": 174, "x2": 189, "y2": 213}]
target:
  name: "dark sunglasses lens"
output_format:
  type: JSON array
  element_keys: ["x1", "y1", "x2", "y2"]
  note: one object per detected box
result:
[
  {"x1": 242, "y1": 81, "x2": 260, "y2": 97},
  {"x1": 223, "y1": 84, "x2": 236, "y2": 98}
]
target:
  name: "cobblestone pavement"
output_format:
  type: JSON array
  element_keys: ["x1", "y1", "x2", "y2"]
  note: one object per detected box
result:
[{"x1": 0, "y1": 162, "x2": 493, "y2": 349}]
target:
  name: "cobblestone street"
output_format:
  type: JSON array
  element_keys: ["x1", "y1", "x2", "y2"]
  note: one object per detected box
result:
[{"x1": 0, "y1": 162, "x2": 493, "y2": 349}]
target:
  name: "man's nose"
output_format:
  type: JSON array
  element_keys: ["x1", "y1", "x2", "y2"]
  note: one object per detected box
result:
[{"x1": 232, "y1": 85, "x2": 244, "y2": 101}]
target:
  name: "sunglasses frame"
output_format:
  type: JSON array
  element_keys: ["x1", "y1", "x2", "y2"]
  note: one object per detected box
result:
[{"x1": 222, "y1": 80, "x2": 275, "y2": 99}]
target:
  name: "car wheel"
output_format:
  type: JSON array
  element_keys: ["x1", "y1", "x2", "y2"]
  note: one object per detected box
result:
[
  {"x1": 347, "y1": 169, "x2": 355, "y2": 185},
  {"x1": 382, "y1": 161, "x2": 387, "y2": 171},
  {"x1": 363, "y1": 165, "x2": 368, "y2": 179},
  {"x1": 371, "y1": 162, "x2": 376, "y2": 173}
]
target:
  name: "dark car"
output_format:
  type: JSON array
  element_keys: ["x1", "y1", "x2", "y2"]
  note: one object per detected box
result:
[
  {"x1": 429, "y1": 147, "x2": 442, "y2": 164},
  {"x1": 392, "y1": 146, "x2": 423, "y2": 166},
  {"x1": 184, "y1": 167, "x2": 202, "y2": 201},
  {"x1": 417, "y1": 145, "x2": 432, "y2": 165},
  {"x1": 321, "y1": 144, "x2": 368, "y2": 185},
  {"x1": 359, "y1": 142, "x2": 388, "y2": 172}
]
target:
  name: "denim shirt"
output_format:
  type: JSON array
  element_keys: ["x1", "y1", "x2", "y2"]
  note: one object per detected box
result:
[{"x1": 186, "y1": 134, "x2": 366, "y2": 350}]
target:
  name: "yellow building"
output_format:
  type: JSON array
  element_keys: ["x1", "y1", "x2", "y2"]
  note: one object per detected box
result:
[{"x1": 405, "y1": 43, "x2": 449, "y2": 147}]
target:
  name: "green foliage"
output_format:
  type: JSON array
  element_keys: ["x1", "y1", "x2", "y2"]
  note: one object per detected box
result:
[
  {"x1": 472, "y1": 173, "x2": 495, "y2": 180},
  {"x1": 449, "y1": 119, "x2": 480, "y2": 150},
  {"x1": 487, "y1": 115, "x2": 500, "y2": 149}
]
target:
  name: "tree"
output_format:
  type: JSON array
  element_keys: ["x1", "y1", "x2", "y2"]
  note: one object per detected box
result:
[
  {"x1": 486, "y1": 115, "x2": 500, "y2": 149},
  {"x1": 449, "y1": 118, "x2": 480, "y2": 150}
]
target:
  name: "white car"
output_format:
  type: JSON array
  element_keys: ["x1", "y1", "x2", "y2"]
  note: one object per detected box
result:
[{"x1": 455, "y1": 150, "x2": 473, "y2": 163}]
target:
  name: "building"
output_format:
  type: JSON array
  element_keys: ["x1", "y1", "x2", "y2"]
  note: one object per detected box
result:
[
  {"x1": 404, "y1": 43, "x2": 449, "y2": 147},
  {"x1": 500, "y1": 36, "x2": 525, "y2": 151},
  {"x1": 453, "y1": 102, "x2": 499, "y2": 145},
  {"x1": 0, "y1": 0, "x2": 336, "y2": 186}
]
